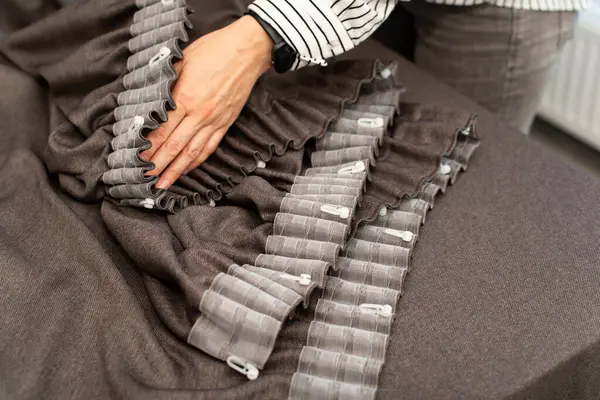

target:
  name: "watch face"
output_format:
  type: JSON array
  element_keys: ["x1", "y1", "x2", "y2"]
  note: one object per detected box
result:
[{"x1": 274, "y1": 43, "x2": 295, "y2": 73}]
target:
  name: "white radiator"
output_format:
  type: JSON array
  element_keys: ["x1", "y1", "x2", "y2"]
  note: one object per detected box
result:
[{"x1": 538, "y1": 9, "x2": 600, "y2": 151}]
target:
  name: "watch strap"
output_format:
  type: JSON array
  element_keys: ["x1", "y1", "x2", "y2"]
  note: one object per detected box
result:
[
  {"x1": 246, "y1": 9, "x2": 283, "y2": 45},
  {"x1": 246, "y1": 10, "x2": 296, "y2": 73}
]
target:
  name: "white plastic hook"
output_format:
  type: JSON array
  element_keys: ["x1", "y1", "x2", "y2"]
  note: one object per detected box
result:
[
  {"x1": 320, "y1": 205, "x2": 350, "y2": 219},
  {"x1": 359, "y1": 304, "x2": 393, "y2": 318},
  {"x1": 139, "y1": 198, "x2": 155, "y2": 210},
  {"x1": 380, "y1": 68, "x2": 392, "y2": 79},
  {"x1": 208, "y1": 199, "x2": 216, "y2": 207},
  {"x1": 128, "y1": 116, "x2": 144, "y2": 135},
  {"x1": 460, "y1": 127, "x2": 471, "y2": 136},
  {"x1": 384, "y1": 228, "x2": 414, "y2": 242},
  {"x1": 358, "y1": 117, "x2": 384, "y2": 128},
  {"x1": 379, "y1": 207, "x2": 387, "y2": 217},
  {"x1": 280, "y1": 273, "x2": 312, "y2": 286},
  {"x1": 226, "y1": 356, "x2": 259, "y2": 380},
  {"x1": 256, "y1": 160, "x2": 266, "y2": 169},
  {"x1": 439, "y1": 163, "x2": 452, "y2": 175},
  {"x1": 148, "y1": 46, "x2": 172, "y2": 67},
  {"x1": 337, "y1": 161, "x2": 365, "y2": 175}
]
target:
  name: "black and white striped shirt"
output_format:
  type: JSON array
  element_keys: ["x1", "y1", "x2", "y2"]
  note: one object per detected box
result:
[{"x1": 247, "y1": 0, "x2": 588, "y2": 70}]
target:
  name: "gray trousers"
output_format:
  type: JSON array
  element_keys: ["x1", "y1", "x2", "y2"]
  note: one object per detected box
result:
[{"x1": 379, "y1": 2, "x2": 577, "y2": 132}]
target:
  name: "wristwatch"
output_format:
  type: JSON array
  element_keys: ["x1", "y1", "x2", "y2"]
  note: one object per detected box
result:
[{"x1": 246, "y1": 10, "x2": 296, "y2": 73}]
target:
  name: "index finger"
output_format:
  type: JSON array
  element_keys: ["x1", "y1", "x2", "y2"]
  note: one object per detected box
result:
[{"x1": 140, "y1": 104, "x2": 186, "y2": 166}]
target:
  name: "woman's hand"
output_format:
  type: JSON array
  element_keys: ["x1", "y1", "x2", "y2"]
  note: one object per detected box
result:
[{"x1": 141, "y1": 15, "x2": 272, "y2": 190}]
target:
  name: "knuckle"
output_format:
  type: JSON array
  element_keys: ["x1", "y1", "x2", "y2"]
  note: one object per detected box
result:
[
  {"x1": 172, "y1": 91, "x2": 189, "y2": 112},
  {"x1": 218, "y1": 107, "x2": 237, "y2": 127},
  {"x1": 221, "y1": 115, "x2": 235, "y2": 129},
  {"x1": 186, "y1": 146, "x2": 202, "y2": 160},
  {"x1": 200, "y1": 102, "x2": 218, "y2": 121},
  {"x1": 175, "y1": 97, "x2": 189, "y2": 115},
  {"x1": 165, "y1": 140, "x2": 182, "y2": 157},
  {"x1": 196, "y1": 109, "x2": 210, "y2": 121}
]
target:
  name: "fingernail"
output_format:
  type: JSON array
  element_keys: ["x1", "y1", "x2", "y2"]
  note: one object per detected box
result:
[
  {"x1": 155, "y1": 178, "x2": 170, "y2": 190},
  {"x1": 139, "y1": 152, "x2": 148, "y2": 161}
]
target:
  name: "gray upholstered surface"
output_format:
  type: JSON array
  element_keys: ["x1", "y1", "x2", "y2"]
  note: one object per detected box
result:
[
  {"x1": 531, "y1": 118, "x2": 600, "y2": 180},
  {"x1": 347, "y1": 42, "x2": 600, "y2": 400}
]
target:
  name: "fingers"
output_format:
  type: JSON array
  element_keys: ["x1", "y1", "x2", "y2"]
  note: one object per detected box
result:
[
  {"x1": 184, "y1": 128, "x2": 227, "y2": 174},
  {"x1": 141, "y1": 104, "x2": 186, "y2": 162},
  {"x1": 155, "y1": 125, "x2": 217, "y2": 189},
  {"x1": 173, "y1": 59, "x2": 184, "y2": 76},
  {"x1": 149, "y1": 116, "x2": 202, "y2": 179}
]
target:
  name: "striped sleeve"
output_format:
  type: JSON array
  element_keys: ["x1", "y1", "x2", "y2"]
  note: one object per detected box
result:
[{"x1": 247, "y1": 0, "x2": 399, "y2": 70}]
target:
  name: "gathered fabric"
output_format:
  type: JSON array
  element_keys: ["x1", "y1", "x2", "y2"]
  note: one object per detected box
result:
[{"x1": 0, "y1": 1, "x2": 479, "y2": 399}]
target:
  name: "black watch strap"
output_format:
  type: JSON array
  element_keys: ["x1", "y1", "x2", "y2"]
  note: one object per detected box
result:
[{"x1": 246, "y1": 10, "x2": 296, "y2": 73}]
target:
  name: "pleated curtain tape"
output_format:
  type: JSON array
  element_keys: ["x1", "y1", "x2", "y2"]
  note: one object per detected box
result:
[
  {"x1": 287, "y1": 126, "x2": 480, "y2": 399},
  {"x1": 103, "y1": 0, "x2": 194, "y2": 212}
]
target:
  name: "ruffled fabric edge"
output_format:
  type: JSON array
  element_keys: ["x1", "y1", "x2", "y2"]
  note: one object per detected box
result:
[
  {"x1": 186, "y1": 82, "x2": 404, "y2": 375},
  {"x1": 101, "y1": 0, "x2": 405, "y2": 213},
  {"x1": 287, "y1": 120, "x2": 480, "y2": 399},
  {"x1": 101, "y1": 0, "x2": 195, "y2": 212},
  {"x1": 180, "y1": 63, "x2": 404, "y2": 206}
]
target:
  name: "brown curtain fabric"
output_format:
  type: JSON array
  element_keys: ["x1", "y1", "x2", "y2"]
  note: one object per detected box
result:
[
  {"x1": 1, "y1": 1, "x2": 477, "y2": 399},
  {"x1": 0, "y1": 0, "x2": 66, "y2": 35}
]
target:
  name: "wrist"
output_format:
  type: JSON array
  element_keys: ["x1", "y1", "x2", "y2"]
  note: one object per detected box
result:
[{"x1": 235, "y1": 15, "x2": 273, "y2": 75}]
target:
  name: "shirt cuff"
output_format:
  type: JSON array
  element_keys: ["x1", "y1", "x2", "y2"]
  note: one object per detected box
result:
[{"x1": 248, "y1": 0, "x2": 346, "y2": 70}]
